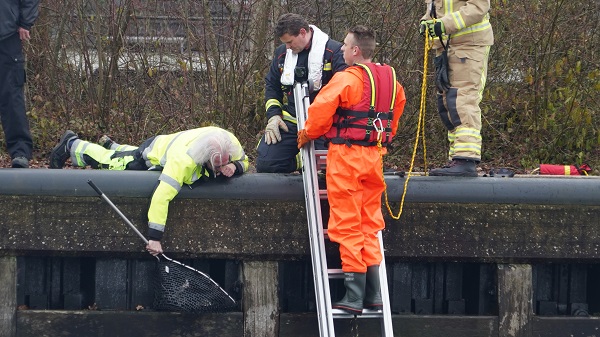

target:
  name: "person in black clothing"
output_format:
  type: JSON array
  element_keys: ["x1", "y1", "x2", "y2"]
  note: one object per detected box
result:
[
  {"x1": 256, "y1": 13, "x2": 347, "y2": 173},
  {"x1": 0, "y1": 0, "x2": 40, "y2": 168}
]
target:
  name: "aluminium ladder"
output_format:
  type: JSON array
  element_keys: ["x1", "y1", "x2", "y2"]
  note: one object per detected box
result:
[{"x1": 294, "y1": 81, "x2": 394, "y2": 337}]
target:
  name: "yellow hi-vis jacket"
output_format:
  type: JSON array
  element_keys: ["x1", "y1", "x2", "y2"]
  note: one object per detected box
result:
[
  {"x1": 422, "y1": 0, "x2": 494, "y2": 48},
  {"x1": 146, "y1": 126, "x2": 249, "y2": 241}
]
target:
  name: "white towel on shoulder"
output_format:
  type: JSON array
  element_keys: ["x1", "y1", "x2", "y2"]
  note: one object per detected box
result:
[
  {"x1": 280, "y1": 49, "x2": 297, "y2": 86},
  {"x1": 280, "y1": 25, "x2": 329, "y2": 90},
  {"x1": 307, "y1": 25, "x2": 328, "y2": 90}
]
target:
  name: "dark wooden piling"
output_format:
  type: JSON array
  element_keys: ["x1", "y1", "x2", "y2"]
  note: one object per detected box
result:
[
  {"x1": 243, "y1": 261, "x2": 279, "y2": 337},
  {"x1": 0, "y1": 257, "x2": 17, "y2": 337},
  {"x1": 497, "y1": 264, "x2": 533, "y2": 337}
]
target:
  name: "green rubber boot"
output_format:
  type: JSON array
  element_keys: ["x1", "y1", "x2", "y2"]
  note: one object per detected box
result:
[
  {"x1": 364, "y1": 265, "x2": 383, "y2": 310},
  {"x1": 332, "y1": 272, "x2": 366, "y2": 315}
]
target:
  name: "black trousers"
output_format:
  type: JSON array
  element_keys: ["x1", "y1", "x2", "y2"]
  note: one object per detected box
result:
[
  {"x1": 256, "y1": 120, "x2": 327, "y2": 173},
  {"x1": 0, "y1": 33, "x2": 33, "y2": 159},
  {"x1": 256, "y1": 121, "x2": 300, "y2": 173},
  {"x1": 125, "y1": 136, "x2": 156, "y2": 170}
]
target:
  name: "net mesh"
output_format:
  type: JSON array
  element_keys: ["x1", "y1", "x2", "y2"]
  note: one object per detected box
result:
[{"x1": 153, "y1": 257, "x2": 237, "y2": 312}]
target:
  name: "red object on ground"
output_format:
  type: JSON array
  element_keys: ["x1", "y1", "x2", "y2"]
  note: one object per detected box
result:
[{"x1": 539, "y1": 164, "x2": 592, "y2": 176}]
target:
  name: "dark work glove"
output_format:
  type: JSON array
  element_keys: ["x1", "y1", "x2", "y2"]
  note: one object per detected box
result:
[
  {"x1": 423, "y1": 20, "x2": 445, "y2": 37},
  {"x1": 434, "y1": 50, "x2": 451, "y2": 93},
  {"x1": 419, "y1": 20, "x2": 427, "y2": 36}
]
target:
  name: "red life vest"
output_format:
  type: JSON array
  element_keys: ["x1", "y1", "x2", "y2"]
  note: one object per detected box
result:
[{"x1": 324, "y1": 63, "x2": 398, "y2": 147}]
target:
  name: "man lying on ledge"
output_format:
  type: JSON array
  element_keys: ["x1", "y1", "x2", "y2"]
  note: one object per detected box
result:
[{"x1": 49, "y1": 126, "x2": 249, "y2": 255}]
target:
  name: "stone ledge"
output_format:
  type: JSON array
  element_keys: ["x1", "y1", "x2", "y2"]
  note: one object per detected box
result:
[
  {"x1": 1, "y1": 170, "x2": 598, "y2": 261},
  {"x1": 0, "y1": 194, "x2": 598, "y2": 262}
]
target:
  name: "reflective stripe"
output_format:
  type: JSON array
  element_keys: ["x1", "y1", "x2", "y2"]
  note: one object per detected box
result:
[
  {"x1": 295, "y1": 151, "x2": 302, "y2": 170},
  {"x1": 360, "y1": 64, "x2": 377, "y2": 107},
  {"x1": 114, "y1": 144, "x2": 137, "y2": 151},
  {"x1": 455, "y1": 127, "x2": 482, "y2": 139},
  {"x1": 265, "y1": 98, "x2": 282, "y2": 111},
  {"x1": 444, "y1": 0, "x2": 454, "y2": 15},
  {"x1": 159, "y1": 173, "x2": 182, "y2": 192},
  {"x1": 451, "y1": 11, "x2": 466, "y2": 30},
  {"x1": 448, "y1": 131, "x2": 456, "y2": 158},
  {"x1": 564, "y1": 166, "x2": 571, "y2": 175},
  {"x1": 323, "y1": 62, "x2": 332, "y2": 71},
  {"x1": 454, "y1": 127, "x2": 482, "y2": 155},
  {"x1": 440, "y1": 0, "x2": 491, "y2": 40},
  {"x1": 73, "y1": 140, "x2": 89, "y2": 167},
  {"x1": 148, "y1": 222, "x2": 165, "y2": 232},
  {"x1": 452, "y1": 18, "x2": 491, "y2": 38},
  {"x1": 266, "y1": 99, "x2": 297, "y2": 124},
  {"x1": 191, "y1": 169, "x2": 201, "y2": 181},
  {"x1": 447, "y1": 131, "x2": 456, "y2": 142},
  {"x1": 159, "y1": 132, "x2": 188, "y2": 166},
  {"x1": 141, "y1": 138, "x2": 157, "y2": 167},
  {"x1": 282, "y1": 110, "x2": 298, "y2": 124},
  {"x1": 390, "y1": 67, "x2": 397, "y2": 111},
  {"x1": 454, "y1": 142, "x2": 481, "y2": 154}
]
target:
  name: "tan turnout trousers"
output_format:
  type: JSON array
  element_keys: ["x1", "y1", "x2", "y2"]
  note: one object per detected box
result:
[{"x1": 423, "y1": 0, "x2": 494, "y2": 161}]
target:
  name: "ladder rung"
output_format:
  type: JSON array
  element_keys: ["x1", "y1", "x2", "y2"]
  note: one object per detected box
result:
[
  {"x1": 327, "y1": 269, "x2": 344, "y2": 279},
  {"x1": 315, "y1": 150, "x2": 327, "y2": 170},
  {"x1": 332, "y1": 308, "x2": 384, "y2": 319},
  {"x1": 319, "y1": 189, "x2": 327, "y2": 199}
]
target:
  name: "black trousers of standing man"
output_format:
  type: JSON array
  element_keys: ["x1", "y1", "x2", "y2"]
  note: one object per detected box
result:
[{"x1": 0, "y1": 32, "x2": 33, "y2": 161}]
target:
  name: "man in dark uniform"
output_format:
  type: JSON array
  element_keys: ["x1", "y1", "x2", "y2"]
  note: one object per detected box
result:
[
  {"x1": 0, "y1": 0, "x2": 39, "y2": 168},
  {"x1": 256, "y1": 13, "x2": 347, "y2": 173}
]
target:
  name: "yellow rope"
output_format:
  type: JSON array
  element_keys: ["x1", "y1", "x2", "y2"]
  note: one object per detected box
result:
[{"x1": 382, "y1": 32, "x2": 432, "y2": 220}]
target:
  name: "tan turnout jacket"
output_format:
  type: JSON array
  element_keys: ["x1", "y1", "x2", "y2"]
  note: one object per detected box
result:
[{"x1": 422, "y1": 0, "x2": 494, "y2": 47}]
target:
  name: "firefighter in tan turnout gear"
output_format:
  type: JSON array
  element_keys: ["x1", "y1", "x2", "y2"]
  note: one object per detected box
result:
[
  {"x1": 420, "y1": 0, "x2": 493, "y2": 176},
  {"x1": 49, "y1": 126, "x2": 249, "y2": 255}
]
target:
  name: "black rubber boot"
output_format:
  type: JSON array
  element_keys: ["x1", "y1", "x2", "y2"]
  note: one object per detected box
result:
[
  {"x1": 429, "y1": 158, "x2": 478, "y2": 177},
  {"x1": 50, "y1": 130, "x2": 78, "y2": 169},
  {"x1": 364, "y1": 265, "x2": 383, "y2": 310},
  {"x1": 332, "y1": 272, "x2": 366, "y2": 315}
]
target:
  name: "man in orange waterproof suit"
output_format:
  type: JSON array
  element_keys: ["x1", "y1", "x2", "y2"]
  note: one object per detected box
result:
[{"x1": 298, "y1": 25, "x2": 406, "y2": 314}]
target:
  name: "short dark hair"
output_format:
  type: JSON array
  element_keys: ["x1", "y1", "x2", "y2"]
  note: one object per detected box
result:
[
  {"x1": 274, "y1": 13, "x2": 310, "y2": 38},
  {"x1": 348, "y1": 25, "x2": 376, "y2": 59}
]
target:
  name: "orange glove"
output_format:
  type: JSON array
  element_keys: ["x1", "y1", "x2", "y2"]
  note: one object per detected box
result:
[{"x1": 297, "y1": 129, "x2": 312, "y2": 149}]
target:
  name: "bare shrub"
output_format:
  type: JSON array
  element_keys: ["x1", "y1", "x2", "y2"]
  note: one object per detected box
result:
[{"x1": 18, "y1": 0, "x2": 599, "y2": 172}]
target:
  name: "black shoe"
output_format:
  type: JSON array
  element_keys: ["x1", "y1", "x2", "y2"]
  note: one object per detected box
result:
[
  {"x1": 11, "y1": 156, "x2": 29, "y2": 168},
  {"x1": 50, "y1": 130, "x2": 78, "y2": 169},
  {"x1": 332, "y1": 272, "x2": 366, "y2": 315},
  {"x1": 429, "y1": 159, "x2": 477, "y2": 177}
]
